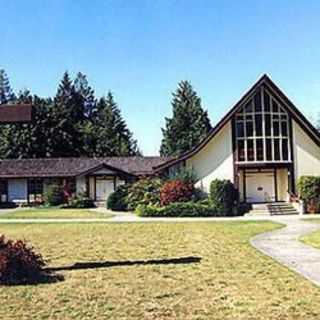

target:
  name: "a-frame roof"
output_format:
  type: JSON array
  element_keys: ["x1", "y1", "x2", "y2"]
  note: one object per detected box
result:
[{"x1": 154, "y1": 74, "x2": 320, "y2": 172}]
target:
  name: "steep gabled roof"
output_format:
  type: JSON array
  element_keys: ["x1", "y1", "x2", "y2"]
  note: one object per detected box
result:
[
  {"x1": 154, "y1": 74, "x2": 320, "y2": 171},
  {"x1": 0, "y1": 104, "x2": 32, "y2": 123},
  {"x1": 0, "y1": 156, "x2": 171, "y2": 178}
]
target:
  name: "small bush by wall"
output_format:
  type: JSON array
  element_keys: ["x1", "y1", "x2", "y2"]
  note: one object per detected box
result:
[
  {"x1": 107, "y1": 185, "x2": 130, "y2": 211},
  {"x1": 63, "y1": 193, "x2": 95, "y2": 209},
  {"x1": 298, "y1": 176, "x2": 320, "y2": 213},
  {"x1": 0, "y1": 235, "x2": 46, "y2": 285},
  {"x1": 160, "y1": 180, "x2": 194, "y2": 206},
  {"x1": 43, "y1": 184, "x2": 64, "y2": 206},
  {"x1": 209, "y1": 179, "x2": 237, "y2": 215},
  {"x1": 136, "y1": 202, "x2": 221, "y2": 217},
  {"x1": 127, "y1": 178, "x2": 162, "y2": 210}
]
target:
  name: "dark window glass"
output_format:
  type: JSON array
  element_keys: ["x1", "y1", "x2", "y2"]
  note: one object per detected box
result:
[
  {"x1": 255, "y1": 114, "x2": 263, "y2": 136},
  {"x1": 264, "y1": 91, "x2": 270, "y2": 112},
  {"x1": 273, "y1": 121, "x2": 280, "y2": 136},
  {"x1": 281, "y1": 121, "x2": 288, "y2": 137},
  {"x1": 265, "y1": 114, "x2": 271, "y2": 136},
  {"x1": 238, "y1": 140, "x2": 245, "y2": 161},
  {"x1": 245, "y1": 101, "x2": 253, "y2": 113},
  {"x1": 256, "y1": 139, "x2": 264, "y2": 161},
  {"x1": 281, "y1": 114, "x2": 287, "y2": 120},
  {"x1": 246, "y1": 114, "x2": 253, "y2": 120},
  {"x1": 282, "y1": 139, "x2": 289, "y2": 160},
  {"x1": 272, "y1": 114, "x2": 280, "y2": 120},
  {"x1": 254, "y1": 91, "x2": 262, "y2": 112},
  {"x1": 266, "y1": 139, "x2": 272, "y2": 160},
  {"x1": 236, "y1": 122, "x2": 244, "y2": 137},
  {"x1": 0, "y1": 180, "x2": 7, "y2": 195},
  {"x1": 280, "y1": 106, "x2": 286, "y2": 114},
  {"x1": 236, "y1": 115, "x2": 244, "y2": 121},
  {"x1": 274, "y1": 139, "x2": 280, "y2": 160},
  {"x1": 29, "y1": 179, "x2": 43, "y2": 195},
  {"x1": 246, "y1": 121, "x2": 254, "y2": 137},
  {"x1": 272, "y1": 100, "x2": 279, "y2": 113},
  {"x1": 247, "y1": 140, "x2": 254, "y2": 161}
]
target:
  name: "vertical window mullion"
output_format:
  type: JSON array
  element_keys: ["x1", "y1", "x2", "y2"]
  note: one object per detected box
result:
[
  {"x1": 271, "y1": 97, "x2": 275, "y2": 161},
  {"x1": 261, "y1": 87, "x2": 267, "y2": 162}
]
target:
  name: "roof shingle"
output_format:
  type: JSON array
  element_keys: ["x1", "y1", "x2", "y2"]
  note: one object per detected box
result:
[{"x1": 0, "y1": 157, "x2": 170, "y2": 178}]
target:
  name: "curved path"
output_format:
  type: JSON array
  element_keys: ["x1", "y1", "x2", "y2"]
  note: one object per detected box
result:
[{"x1": 251, "y1": 216, "x2": 320, "y2": 286}]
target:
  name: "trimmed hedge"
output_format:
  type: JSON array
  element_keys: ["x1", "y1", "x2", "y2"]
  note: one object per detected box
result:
[
  {"x1": 64, "y1": 195, "x2": 95, "y2": 209},
  {"x1": 107, "y1": 185, "x2": 130, "y2": 211},
  {"x1": 136, "y1": 202, "x2": 220, "y2": 217},
  {"x1": 210, "y1": 179, "x2": 237, "y2": 215},
  {"x1": 298, "y1": 176, "x2": 320, "y2": 213}
]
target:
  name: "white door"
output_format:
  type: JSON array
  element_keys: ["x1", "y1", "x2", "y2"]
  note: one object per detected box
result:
[
  {"x1": 246, "y1": 173, "x2": 275, "y2": 203},
  {"x1": 8, "y1": 179, "x2": 28, "y2": 202},
  {"x1": 96, "y1": 178, "x2": 114, "y2": 201}
]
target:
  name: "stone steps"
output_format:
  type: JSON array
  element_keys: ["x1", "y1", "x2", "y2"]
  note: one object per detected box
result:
[{"x1": 247, "y1": 202, "x2": 299, "y2": 216}]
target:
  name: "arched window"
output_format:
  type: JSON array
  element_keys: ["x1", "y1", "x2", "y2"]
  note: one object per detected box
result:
[{"x1": 235, "y1": 88, "x2": 291, "y2": 163}]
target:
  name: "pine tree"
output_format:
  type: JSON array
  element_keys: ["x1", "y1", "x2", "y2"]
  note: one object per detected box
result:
[
  {"x1": 0, "y1": 69, "x2": 15, "y2": 104},
  {"x1": 93, "y1": 92, "x2": 139, "y2": 156},
  {"x1": 73, "y1": 72, "x2": 96, "y2": 118},
  {"x1": 50, "y1": 72, "x2": 85, "y2": 157},
  {"x1": 160, "y1": 81, "x2": 212, "y2": 156}
]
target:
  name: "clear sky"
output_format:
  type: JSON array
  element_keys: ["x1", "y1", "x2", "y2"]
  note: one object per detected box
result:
[{"x1": 1, "y1": 0, "x2": 320, "y2": 155}]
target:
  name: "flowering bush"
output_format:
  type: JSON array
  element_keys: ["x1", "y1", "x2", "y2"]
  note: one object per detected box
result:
[
  {"x1": 160, "y1": 180, "x2": 194, "y2": 206},
  {"x1": 0, "y1": 235, "x2": 46, "y2": 285}
]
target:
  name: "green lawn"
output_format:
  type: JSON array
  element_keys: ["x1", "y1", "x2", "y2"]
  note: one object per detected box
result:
[
  {"x1": 1, "y1": 222, "x2": 320, "y2": 319},
  {"x1": 0, "y1": 208, "x2": 113, "y2": 219}
]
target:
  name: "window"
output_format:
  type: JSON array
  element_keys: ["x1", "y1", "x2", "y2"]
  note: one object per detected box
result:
[
  {"x1": 29, "y1": 179, "x2": 43, "y2": 195},
  {"x1": 0, "y1": 180, "x2": 7, "y2": 202},
  {"x1": 235, "y1": 88, "x2": 291, "y2": 162}
]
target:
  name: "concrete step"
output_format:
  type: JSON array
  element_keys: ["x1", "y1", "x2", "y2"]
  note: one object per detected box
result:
[{"x1": 247, "y1": 202, "x2": 299, "y2": 216}]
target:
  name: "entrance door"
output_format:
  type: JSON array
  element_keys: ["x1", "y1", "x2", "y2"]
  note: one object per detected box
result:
[
  {"x1": 246, "y1": 172, "x2": 275, "y2": 203},
  {"x1": 95, "y1": 177, "x2": 114, "y2": 201},
  {"x1": 8, "y1": 179, "x2": 28, "y2": 202}
]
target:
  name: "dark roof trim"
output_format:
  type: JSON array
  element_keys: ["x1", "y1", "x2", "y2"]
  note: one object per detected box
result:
[
  {"x1": 0, "y1": 104, "x2": 32, "y2": 123},
  {"x1": 76, "y1": 162, "x2": 136, "y2": 177},
  {"x1": 154, "y1": 74, "x2": 320, "y2": 172}
]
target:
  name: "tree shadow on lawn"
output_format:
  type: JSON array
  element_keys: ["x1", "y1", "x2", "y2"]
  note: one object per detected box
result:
[
  {"x1": 1, "y1": 257, "x2": 201, "y2": 286},
  {"x1": 47, "y1": 256, "x2": 202, "y2": 272}
]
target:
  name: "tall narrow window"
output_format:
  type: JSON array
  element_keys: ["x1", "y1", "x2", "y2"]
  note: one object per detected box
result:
[{"x1": 235, "y1": 88, "x2": 291, "y2": 162}]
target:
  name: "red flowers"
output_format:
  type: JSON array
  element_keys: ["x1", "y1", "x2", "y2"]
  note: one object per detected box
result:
[{"x1": 160, "y1": 180, "x2": 194, "y2": 206}]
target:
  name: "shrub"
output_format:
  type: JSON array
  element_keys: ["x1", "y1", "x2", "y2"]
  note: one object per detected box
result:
[
  {"x1": 43, "y1": 184, "x2": 64, "y2": 206},
  {"x1": 298, "y1": 176, "x2": 320, "y2": 213},
  {"x1": 0, "y1": 235, "x2": 46, "y2": 285},
  {"x1": 64, "y1": 193, "x2": 95, "y2": 209},
  {"x1": 160, "y1": 180, "x2": 194, "y2": 206},
  {"x1": 107, "y1": 185, "x2": 130, "y2": 211},
  {"x1": 136, "y1": 202, "x2": 219, "y2": 217},
  {"x1": 167, "y1": 167, "x2": 198, "y2": 184},
  {"x1": 127, "y1": 178, "x2": 162, "y2": 210},
  {"x1": 209, "y1": 179, "x2": 237, "y2": 215}
]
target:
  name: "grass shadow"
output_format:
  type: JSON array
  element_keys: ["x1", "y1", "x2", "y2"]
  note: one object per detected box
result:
[{"x1": 47, "y1": 256, "x2": 201, "y2": 272}]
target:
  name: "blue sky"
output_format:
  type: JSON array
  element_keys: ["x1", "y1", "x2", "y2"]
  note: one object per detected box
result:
[{"x1": 1, "y1": 0, "x2": 320, "y2": 155}]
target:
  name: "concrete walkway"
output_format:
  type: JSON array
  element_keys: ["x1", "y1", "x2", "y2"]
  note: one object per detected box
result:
[{"x1": 252, "y1": 216, "x2": 320, "y2": 286}]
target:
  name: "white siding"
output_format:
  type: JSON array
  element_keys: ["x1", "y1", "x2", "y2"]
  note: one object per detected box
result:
[
  {"x1": 186, "y1": 121, "x2": 234, "y2": 192},
  {"x1": 293, "y1": 120, "x2": 320, "y2": 181}
]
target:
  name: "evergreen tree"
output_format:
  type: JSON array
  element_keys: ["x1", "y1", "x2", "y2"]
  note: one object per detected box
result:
[
  {"x1": 160, "y1": 81, "x2": 212, "y2": 156},
  {"x1": 0, "y1": 69, "x2": 15, "y2": 104},
  {"x1": 73, "y1": 72, "x2": 96, "y2": 118},
  {"x1": 93, "y1": 92, "x2": 139, "y2": 156},
  {"x1": 50, "y1": 72, "x2": 85, "y2": 157}
]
